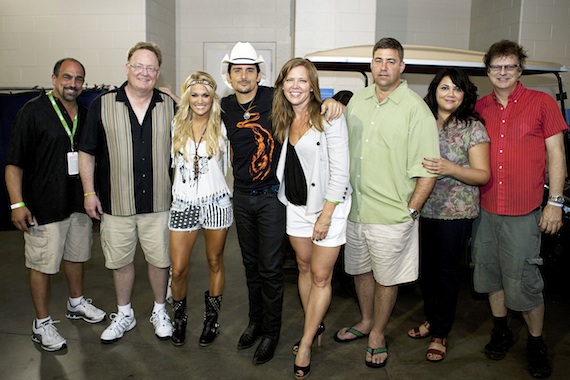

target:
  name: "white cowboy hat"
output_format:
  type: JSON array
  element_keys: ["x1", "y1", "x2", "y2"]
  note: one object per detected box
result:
[{"x1": 220, "y1": 42, "x2": 266, "y2": 89}]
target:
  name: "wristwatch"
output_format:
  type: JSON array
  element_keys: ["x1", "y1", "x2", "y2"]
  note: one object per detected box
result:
[
  {"x1": 548, "y1": 195, "x2": 565, "y2": 204},
  {"x1": 408, "y1": 208, "x2": 420, "y2": 220}
]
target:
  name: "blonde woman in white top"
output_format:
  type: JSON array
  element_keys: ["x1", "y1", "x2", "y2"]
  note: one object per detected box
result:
[{"x1": 169, "y1": 71, "x2": 232, "y2": 347}]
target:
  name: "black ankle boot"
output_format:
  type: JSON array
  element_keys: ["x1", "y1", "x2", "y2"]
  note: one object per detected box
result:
[
  {"x1": 199, "y1": 291, "x2": 222, "y2": 347},
  {"x1": 171, "y1": 298, "x2": 187, "y2": 346}
]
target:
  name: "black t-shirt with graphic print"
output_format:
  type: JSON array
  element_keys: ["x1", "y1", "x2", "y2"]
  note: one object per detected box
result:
[{"x1": 221, "y1": 86, "x2": 281, "y2": 192}]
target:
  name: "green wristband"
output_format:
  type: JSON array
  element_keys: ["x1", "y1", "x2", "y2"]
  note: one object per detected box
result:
[{"x1": 10, "y1": 201, "x2": 25, "y2": 210}]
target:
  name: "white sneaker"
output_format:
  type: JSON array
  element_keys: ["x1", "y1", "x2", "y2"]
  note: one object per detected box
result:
[
  {"x1": 150, "y1": 308, "x2": 173, "y2": 339},
  {"x1": 100, "y1": 311, "x2": 136, "y2": 344},
  {"x1": 66, "y1": 298, "x2": 106, "y2": 323},
  {"x1": 32, "y1": 319, "x2": 67, "y2": 351}
]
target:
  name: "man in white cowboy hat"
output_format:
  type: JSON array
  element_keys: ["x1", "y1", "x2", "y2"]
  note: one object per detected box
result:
[{"x1": 220, "y1": 41, "x2": 343, "y2": 365}]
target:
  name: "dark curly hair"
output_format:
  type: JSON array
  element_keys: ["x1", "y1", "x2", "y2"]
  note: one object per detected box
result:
[{"x1": 424, "y1": 67, "x2": 483, "y2": 125}]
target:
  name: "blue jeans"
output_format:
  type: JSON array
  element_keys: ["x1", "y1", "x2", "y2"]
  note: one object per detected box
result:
[{"x1": 233, "y1": 190, "x2": 286, "y2": 337}]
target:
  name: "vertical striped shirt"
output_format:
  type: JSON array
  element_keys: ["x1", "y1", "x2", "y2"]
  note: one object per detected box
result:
[
  {"x1": 78, "y1": 82, "x2": 175, "y2": 216},
  {"x1": 475, "y1": 82, "x2": 568, "y2": 216}
]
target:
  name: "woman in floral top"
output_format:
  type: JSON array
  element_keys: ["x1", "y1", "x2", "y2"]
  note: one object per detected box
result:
[{"x1": 407, "y1": 68, "x2": 490, "y2": 362}]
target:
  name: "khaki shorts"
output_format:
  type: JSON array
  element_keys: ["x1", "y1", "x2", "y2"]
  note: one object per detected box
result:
[
  {"x1": 344, "y1": 219, "x2": 419, "y2": 286},
  {"x1": 100, "y1": 212, "x2": 170, "y2": 270},
  {"x1": 286, "y1": 198, "x2": 351, "y2": 247},
  {"x1": 24, "y1": 212, "x2": 93, "y2": 275}
]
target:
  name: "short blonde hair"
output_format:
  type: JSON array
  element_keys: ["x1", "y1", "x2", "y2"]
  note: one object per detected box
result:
[{"x1": 127, "y1": 41, "x2": 162, "y2": 67}]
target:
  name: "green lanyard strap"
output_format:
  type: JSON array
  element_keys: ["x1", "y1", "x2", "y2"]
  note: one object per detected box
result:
[{"x1": 47, "y1": 91, "x2": 78, "y2": 151}]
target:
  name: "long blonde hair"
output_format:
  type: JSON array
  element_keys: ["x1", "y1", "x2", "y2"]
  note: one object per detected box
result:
[
  {"x1": 272, "y1": 58, "x2": 323, "y2": 143},
  {"x1": 172, "y1": 71, "x2": 224, "y2": 159}
]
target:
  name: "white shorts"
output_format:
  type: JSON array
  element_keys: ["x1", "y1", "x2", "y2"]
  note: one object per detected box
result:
[
  {"x1": 169, "y1": 192, "x2": 233, "y2": 232},
  {"x1": 344, "y1": 219, "x2": 419, "y2": 286},
  {"x1": 286, "y1": 198, "x2": 351, "y2": 247}
]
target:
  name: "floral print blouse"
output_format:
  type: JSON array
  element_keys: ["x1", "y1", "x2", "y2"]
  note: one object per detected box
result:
[{"x1": 421, "y1": 118, "x2": 490, "y2": 220}]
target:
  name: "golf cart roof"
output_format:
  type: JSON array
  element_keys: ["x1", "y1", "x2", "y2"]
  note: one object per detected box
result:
[{"x1": 305, "y1": 44, "x2": 568, "y2": 76}]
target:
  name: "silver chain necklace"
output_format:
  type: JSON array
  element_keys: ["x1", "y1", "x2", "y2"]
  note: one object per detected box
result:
[{"x1": 237, "y1": 97, "x2": 255, "y2": 120}]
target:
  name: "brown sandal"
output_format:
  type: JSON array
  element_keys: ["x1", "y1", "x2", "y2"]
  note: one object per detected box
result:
[
  {"x1": 408, "y1": 321, "x2": 431, "y2": 339},
  {"x1": 426, "y1": 337, "x2": 448, "y2": 362}
]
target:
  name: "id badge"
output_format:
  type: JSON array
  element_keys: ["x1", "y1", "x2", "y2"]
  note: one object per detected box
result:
[{"x1": 67, "y1": 151, "x2": 79, "y2": 175}]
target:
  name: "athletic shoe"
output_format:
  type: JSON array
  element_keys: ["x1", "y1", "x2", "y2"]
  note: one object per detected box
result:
[
  {"x1": 31, "y1": 319, "x2": 67, "y2": 352},
  {"x1": 66, "y1": 298, "x2": 106, "y2": 323},
  {"x1": 100, "y1": 311, "x2": 137, "y2": 344},
  {"x1": 150, "y1": 308, "x2": 173, "y2": 339}
]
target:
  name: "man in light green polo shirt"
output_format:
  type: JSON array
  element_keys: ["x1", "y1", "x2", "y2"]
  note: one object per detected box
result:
[{"x1": 333, "y1": 37, "x2": 439, "y2": 368}]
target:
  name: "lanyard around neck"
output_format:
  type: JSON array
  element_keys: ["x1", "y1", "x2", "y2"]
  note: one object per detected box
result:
[{"x1": 47, "y1": 91, "x2": 78, "y2": 151}]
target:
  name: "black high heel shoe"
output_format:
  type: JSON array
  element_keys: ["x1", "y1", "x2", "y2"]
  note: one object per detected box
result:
[
  {"x1": 292, "y1": 321, "x2": 325, "y2": 355},
  {"x1": 294, "y1": 362, "x2": 311, "y2": 380}
]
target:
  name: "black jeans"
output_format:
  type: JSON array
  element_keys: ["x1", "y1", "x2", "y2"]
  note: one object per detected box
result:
[
  {"x1": 419, "y1": 217, "x2": 473, "y2": 338},
  {"x1": 233, "y1": 190, "x2": 286, "y2": 338}
]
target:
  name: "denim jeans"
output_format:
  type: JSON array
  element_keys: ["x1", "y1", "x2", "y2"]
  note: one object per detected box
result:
[{"x1": 233, "y1": 190, "x2": 286, "y2": 337}]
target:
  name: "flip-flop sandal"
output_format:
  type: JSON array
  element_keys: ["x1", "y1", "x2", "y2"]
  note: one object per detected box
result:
[
  {"x1": 365, "y1": 346, "x2": 388, "y2": 368},
  {"x1": 333, "y1": 326, "x2": 370, "y2": 343}
]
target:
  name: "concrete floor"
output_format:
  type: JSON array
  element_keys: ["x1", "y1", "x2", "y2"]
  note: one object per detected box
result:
[{"x1": 0, "y1": 225, "x2": 569, "y2": 380}]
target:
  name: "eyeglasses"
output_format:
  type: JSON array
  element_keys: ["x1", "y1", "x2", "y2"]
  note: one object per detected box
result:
[
  {"x1": 128, "y1": 64, "x2": 159, "y2": 74},
  {"x1": 489, "y1": 64, "x2": 521, "y2": 72}
]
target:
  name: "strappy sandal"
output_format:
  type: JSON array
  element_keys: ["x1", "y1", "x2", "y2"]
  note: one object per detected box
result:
[
  {"x1": 408, "y1": 321, "x2": 431, "y2": 339},
  {"x1": 426, "y1": 337, "x2": 448, "y2": 362}
]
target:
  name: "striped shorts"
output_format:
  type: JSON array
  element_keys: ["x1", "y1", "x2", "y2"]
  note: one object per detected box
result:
[{"x1": 169, "y1": 192, "x2": 233, "y2": 231}]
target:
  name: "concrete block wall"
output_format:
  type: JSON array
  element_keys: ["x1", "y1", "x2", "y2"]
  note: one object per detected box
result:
[
  {"x1": 469, "y1": 0, "x2": 569, "y2": 99},
  {"x1": 376, "y1": 0, "x2": 472, "y2": 49},
  {"x1": 175, "y1": 0, "x2": 292, "y2": 96},
  {"x1": 519, "y1": 0, "x2": 570, "y2": 93},
  {"x1": 294, "y1": 0, "x2": 377, "y2": 96},
  {"x1": 469, "y1": 0, "x2": 522, "y2": 52},
  {"x1": 0, "y1": 0, "x2": 176, "y2": 89},
  {"x1": 1, "y1": 0, "x2": 569, "y2": 99},
  {"x1": 147, "y1": 0, "x2": 177, "y2": 89}
]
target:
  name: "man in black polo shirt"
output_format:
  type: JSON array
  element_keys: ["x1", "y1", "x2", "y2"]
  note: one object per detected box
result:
[
  {"x1": 220, "y1": 42, "x2": 342, "y2": 364},
  {"x1": 5, "y1": 58, "x2": 106, "y2": 352}
]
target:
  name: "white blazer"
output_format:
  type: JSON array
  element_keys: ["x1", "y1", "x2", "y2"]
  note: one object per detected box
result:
[{"x1": 276, "y1": 115, "x2": 352, "y2": 214}]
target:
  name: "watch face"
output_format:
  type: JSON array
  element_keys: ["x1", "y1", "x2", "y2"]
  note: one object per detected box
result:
[{"x1": 549, "y1": 195, "x2": 565, "y2": 204}]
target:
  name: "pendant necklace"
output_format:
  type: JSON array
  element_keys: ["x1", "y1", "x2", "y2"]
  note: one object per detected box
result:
[
  {"x1": 238, "y1": 96, "x2": 255, "y2": 120},
  {"x1": 192, "y1": 124, "x2": 207, "y2": 182}
]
